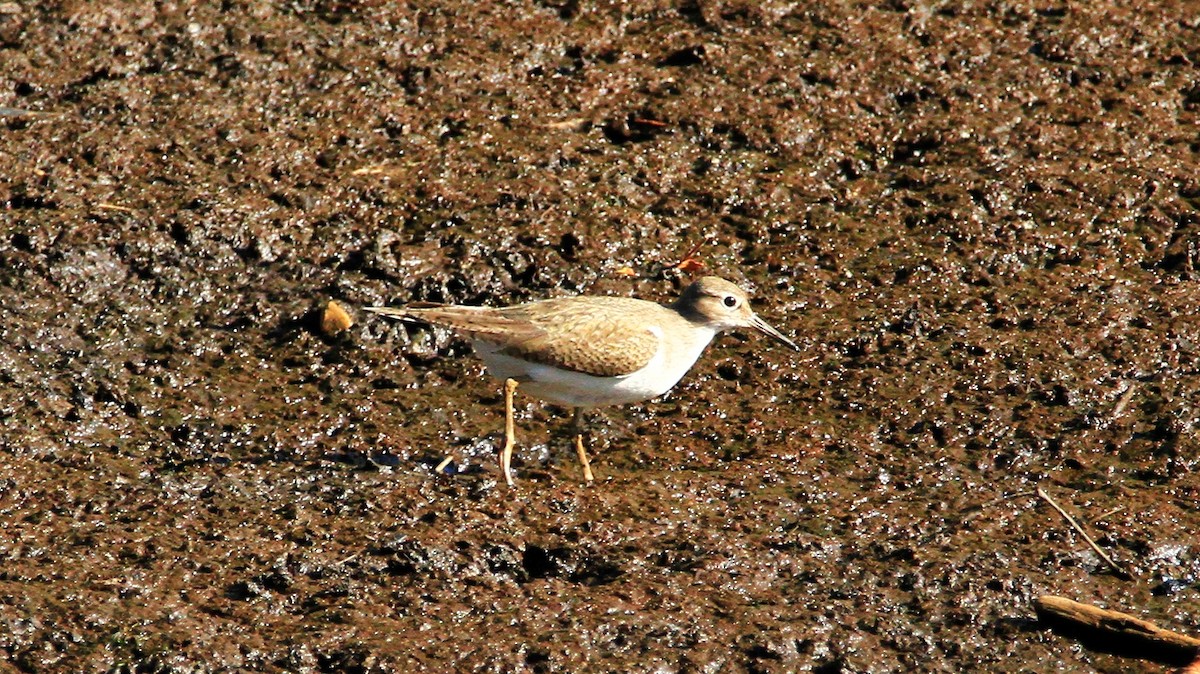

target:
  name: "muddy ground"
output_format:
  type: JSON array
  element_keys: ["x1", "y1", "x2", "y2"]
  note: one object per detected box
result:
[{"x1": 2, "y1": 1, "x2": 1199, "y2": 672}]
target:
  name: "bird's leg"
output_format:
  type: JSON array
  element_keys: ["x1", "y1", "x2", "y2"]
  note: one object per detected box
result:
[
  {"x1": 572, "y1": 407, "x2": 594, "y2": 483},
  {"x1": 499, "y1": 378, "x2": 519, "y2": 486},
  {"x1": 434, "y1": 455, "x2": 454, "y2": 474}
]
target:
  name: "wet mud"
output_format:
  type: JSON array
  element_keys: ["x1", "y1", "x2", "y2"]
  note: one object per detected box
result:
[{"x1": 2, "y1": 1, "x2": 1199, "y2": 672}]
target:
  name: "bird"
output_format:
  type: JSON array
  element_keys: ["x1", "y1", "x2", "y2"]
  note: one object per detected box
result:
[{"x1": 366, "y1": 276, "x2": 799, "y2": 485}]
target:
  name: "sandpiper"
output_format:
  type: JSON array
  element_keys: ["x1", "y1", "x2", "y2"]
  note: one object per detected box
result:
[{"x1": 366, "y1": 276, "x2": 799, "y2": 485}]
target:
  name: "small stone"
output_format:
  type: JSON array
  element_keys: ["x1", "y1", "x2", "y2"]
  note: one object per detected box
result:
[{"x1": 321, "y1": 300, "x2": 352, "y2": 335}]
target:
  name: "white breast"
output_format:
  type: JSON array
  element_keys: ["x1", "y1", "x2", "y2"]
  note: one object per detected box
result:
[{"x1": 472, "y1": 324, "x2": 717, "y2": 408}]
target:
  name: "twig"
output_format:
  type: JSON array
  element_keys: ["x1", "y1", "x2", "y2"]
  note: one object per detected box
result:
[
  {"x1": 544, "y1": 117, "x2": 588, "y2": 130},
  {"x1": 0, "y1": 106, "x2": 64, "y2": 119},
  {"x1": 1034, "y1": 595, "x2": 1200, "y2": 666},
  {"x1": 1111, "y1": 381, "x2": 1137, "y2": 418},
  {"x1": 630, "y1": 117, "x2": 669, "y2": 127},
  {"x1": 96, "y1": 202, "x2": 136, "y2": 213},
  {"x1": 1036, "y1": 486, "x2": 1134, "y2": 580}
]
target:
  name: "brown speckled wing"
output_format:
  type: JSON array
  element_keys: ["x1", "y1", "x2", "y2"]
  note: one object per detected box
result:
[{"x1": 496, "y1": 296, "x2": 662, "y2": 377}]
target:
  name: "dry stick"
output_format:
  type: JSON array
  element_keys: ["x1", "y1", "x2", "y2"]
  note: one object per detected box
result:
[
  {"x1": 0, "y1": 106, "x2": 61, "y2": 118},
  {"x1": 1111, "y1": 381, "x2": 1137, "y2": 418},
  {"x1": 96, "y1": 202, "x2": 136, "y2": 213},
  {"x1": 1035, "y1": 486, "x2": 1134, "y2": 580},
  {"x1": 1034, "y1": 595, "x2": 1200, "y2": 667}
]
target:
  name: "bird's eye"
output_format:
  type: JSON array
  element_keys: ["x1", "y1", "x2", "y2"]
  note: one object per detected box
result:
[{"x1": 723, "y1": 295, "x2": 738, "y2": 308}]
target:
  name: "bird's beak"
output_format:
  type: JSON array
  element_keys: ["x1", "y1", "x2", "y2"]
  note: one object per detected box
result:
[{"x1": 750, "y1": 313, "x2": 800, "y2": 351}]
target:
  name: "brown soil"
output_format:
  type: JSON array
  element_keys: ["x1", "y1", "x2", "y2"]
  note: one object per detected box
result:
[{"x1": 2, "y1": 1, "x2": 1199, "y2": 672}]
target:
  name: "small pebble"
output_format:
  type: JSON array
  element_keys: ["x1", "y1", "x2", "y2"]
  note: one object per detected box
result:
[{"x1": 321, "y1": 300, "x2": 352, "y2": 335}]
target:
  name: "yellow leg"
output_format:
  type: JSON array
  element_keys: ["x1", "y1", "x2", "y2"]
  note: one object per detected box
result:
[
  {"x1": 573, "y1": 408, "x2": 594, "y2": 483},
  {"x1": 434, "y1": 455, "x2": 454, "y2": 473},
  {"x1": 499, "y1": 378, "x2": 519, "y2": 486}
]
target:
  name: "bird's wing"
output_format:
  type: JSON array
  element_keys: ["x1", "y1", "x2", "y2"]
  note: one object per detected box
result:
[
  {"x1": 496, "y1": 297, "x2": 661, "y2": 377},
  {"x1": 367, "y1": 297, "x2": 662, "y2": 377}
]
